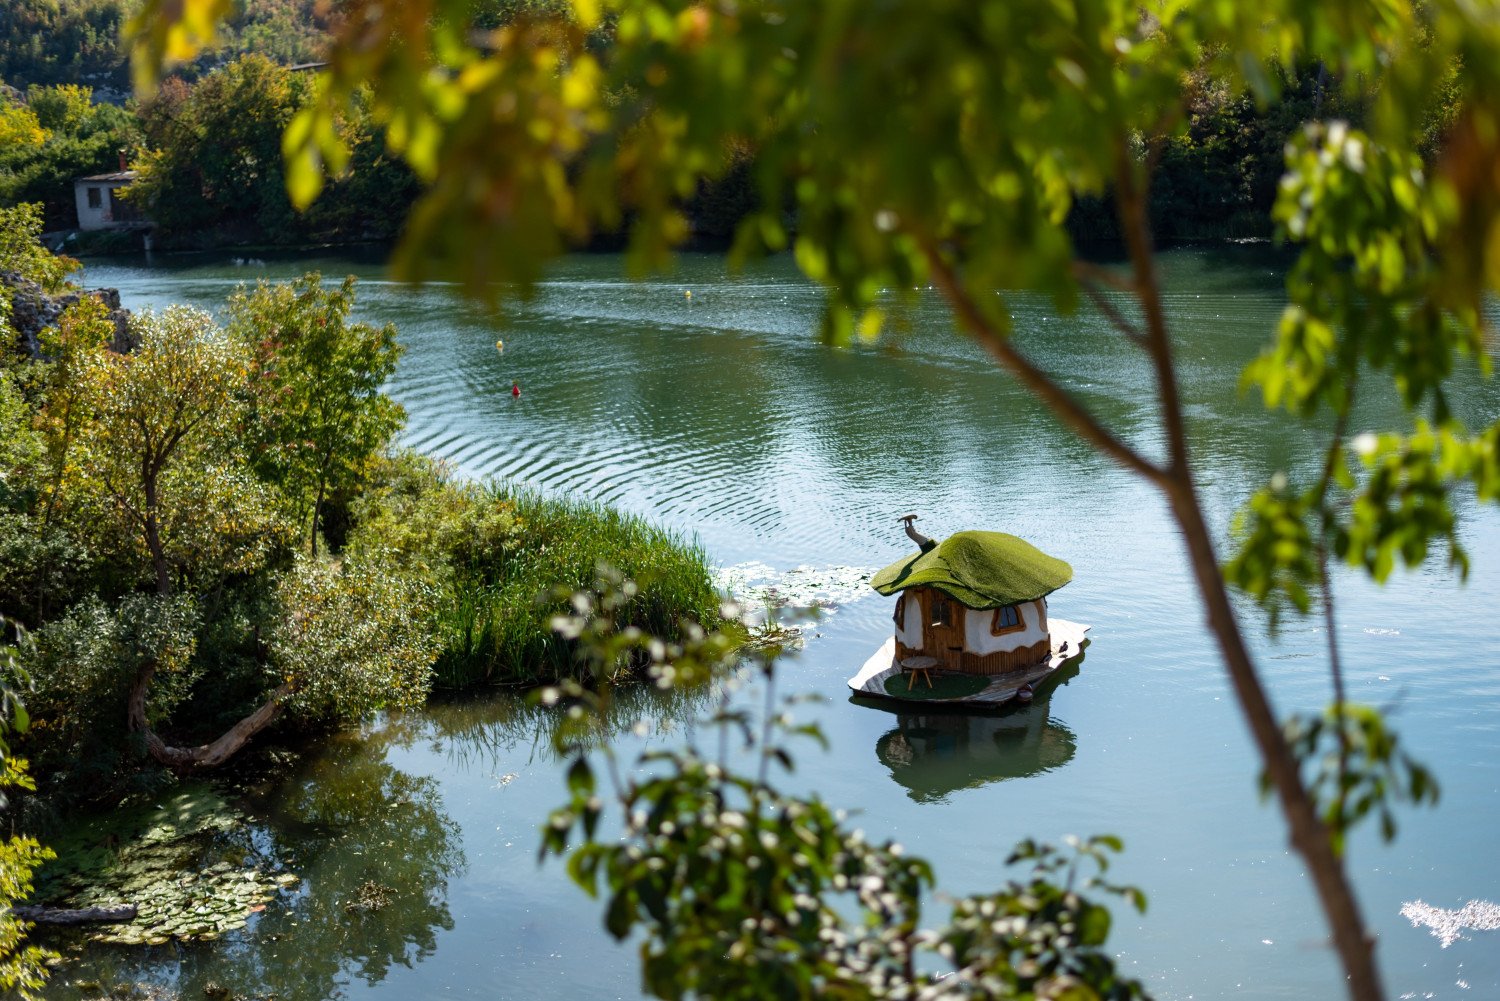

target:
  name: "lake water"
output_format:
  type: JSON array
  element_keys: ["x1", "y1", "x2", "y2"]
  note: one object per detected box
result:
[{"x1": 53, "y1": 248, "x2": 1500, "y2": 999}]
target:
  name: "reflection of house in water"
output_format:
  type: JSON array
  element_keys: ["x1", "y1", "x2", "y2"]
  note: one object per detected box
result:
[{"x1": 875, "y1": 702, "x2": 1077, "y2": 803}]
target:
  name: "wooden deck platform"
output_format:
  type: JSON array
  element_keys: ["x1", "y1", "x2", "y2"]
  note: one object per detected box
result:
[{"x1": 846, "y1": 619, "x2": 1090, "y2": 707}]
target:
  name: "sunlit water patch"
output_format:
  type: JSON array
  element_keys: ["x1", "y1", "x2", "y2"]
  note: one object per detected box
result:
[{"x1": 1401, "y1": 899, "x2": 1500, "y2": 948}]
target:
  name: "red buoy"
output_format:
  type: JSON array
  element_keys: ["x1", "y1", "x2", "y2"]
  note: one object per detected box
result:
[{"x1": 511, "y1": 382, "x2": 521, "y2": 398}]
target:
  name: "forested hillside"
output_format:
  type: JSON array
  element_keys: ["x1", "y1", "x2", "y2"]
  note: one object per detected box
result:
[
  {"x1": 0, "y1": 0, "x2": 329, "y2": 93},
  {"x1": 0, "y1": 3, "x2": 1466, "y2": 247}
]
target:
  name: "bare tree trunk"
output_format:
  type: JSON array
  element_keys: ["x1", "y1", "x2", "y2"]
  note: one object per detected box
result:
[{"x1": 127, "y1": 658, "x2": 291, "y2": 771}]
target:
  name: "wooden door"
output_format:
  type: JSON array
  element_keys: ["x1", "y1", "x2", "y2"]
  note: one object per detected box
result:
[{"x1": 921, "y1": 589, "x2": 967, "y2": 670}]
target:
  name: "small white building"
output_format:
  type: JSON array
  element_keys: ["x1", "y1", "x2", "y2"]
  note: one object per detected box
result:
[
  {"x1": 872, "y1": 526, "x2": 1074, "y2": 674},
  {"x1": 74, "y1": 168, "x2": 142, "y2": 231}
]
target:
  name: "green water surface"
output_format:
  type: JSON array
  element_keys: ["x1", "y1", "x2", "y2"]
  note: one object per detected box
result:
[{"x1": 50, "y1": 247, "x2": 1500, "y2": 1000}]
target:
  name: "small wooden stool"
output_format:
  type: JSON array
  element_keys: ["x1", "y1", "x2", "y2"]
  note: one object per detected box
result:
[{"x1": 900, "y1": 655, "x2": 939, "y2": 690}]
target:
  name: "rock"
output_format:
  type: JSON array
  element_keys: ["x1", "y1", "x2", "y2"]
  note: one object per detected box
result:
[{"x1": 1, "y1": 269, "x2": 133, "y2": 358}]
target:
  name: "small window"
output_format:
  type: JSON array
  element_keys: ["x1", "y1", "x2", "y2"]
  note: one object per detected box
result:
[
  {"x1": 892, "y1": 593, "x2": 906, "y2": 626},
  {"x1": 991, "y1": 604, "x2": 1025, "y2": 635},
  {"x1": 87, "y1": 187, "x2": 102, "y2": 209},
  {"x1": 929, "y1": 593, "x2": 952, "y2": 627}
]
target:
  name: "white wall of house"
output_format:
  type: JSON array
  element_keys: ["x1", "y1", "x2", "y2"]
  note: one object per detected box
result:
[
  {"x1": 74, "y1": 180, "x2": 135, "y2": 230},
  {"x1": 894, "y1": 592, "x2": 1050, "y2": 654},
  {"x1": 896, "y1": 593, "x2": 923, "y2": 648},
  {"x1": 963, "y1": 598, "x2": 1048, "y2": 655}
]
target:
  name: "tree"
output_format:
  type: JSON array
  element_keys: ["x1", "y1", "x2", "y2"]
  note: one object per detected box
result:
[
  {"x1": 117, "y1": 555, "x2": 439, "y2": 771},
  {"x1": 125, "y1": 2, "x2": 1500, "y2": 998},
  {"x1": 18, "y1": 285, "x2": 433, "y2": 773},
  {"x1": 226, "y1": 272, "x2": 405, "y2": 556},
  {"x1": 63, "y1": 304, "x2": 285, "y2": 597},
  {"x1": 0, "y1": 203, "x2": 74, "y2": 293},
  {"x1": 129, "y1": 56, "x2": 422, "y2": 247},
  {"x1": 0, "y1": 0, "x2": 130, "y2": 90},
  {"x1": 129, "y1": 54, "x2": 305, "y2": 242}
]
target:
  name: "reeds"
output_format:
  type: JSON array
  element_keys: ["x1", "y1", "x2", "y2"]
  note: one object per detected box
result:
[{"x1": 430, "y1": 486, "x2": 723, "y2": 690}]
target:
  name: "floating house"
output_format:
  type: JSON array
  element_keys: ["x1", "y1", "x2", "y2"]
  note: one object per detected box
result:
[
  {"x1": 847, "y1": 517, "x2": 1089, "y2": 707},
  {"x1": 872, "y1": 523, "x2": 1072, "y2": 673}
]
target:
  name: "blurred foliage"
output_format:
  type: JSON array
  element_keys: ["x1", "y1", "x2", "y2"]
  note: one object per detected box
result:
[
  {"x1": 1267, "y1": 703, "x2": 1439, "y2": 858},
  {"x1": 544, "y1": 574, "x2": 1148, "y2": 1000}
]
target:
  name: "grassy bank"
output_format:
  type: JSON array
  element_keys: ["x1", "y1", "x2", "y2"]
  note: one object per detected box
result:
[
  {"x1": 436, "y1": 490, "x2": 724, "y2": 688},
  {"x1": 347, "y1": 453, "x2": 726, "y2": 690}
]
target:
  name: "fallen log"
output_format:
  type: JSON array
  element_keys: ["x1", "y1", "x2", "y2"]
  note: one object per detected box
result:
[{"x1": 10, "y1": 904, "x2": 137, "y2": 924}]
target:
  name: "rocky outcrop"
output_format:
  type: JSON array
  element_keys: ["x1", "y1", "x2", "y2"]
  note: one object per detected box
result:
[{"x1": 1, "y1": 270, "x2": 133, "y2": 358}]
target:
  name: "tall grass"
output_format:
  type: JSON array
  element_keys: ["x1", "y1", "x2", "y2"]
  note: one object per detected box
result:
[{"x1": 431, "y1": 486, "x2": 724, "y2": 690}]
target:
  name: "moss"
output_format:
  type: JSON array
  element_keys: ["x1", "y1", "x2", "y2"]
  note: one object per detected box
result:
[{"x1": 881, "y1": 672, "x2": 991, "y2": 701}]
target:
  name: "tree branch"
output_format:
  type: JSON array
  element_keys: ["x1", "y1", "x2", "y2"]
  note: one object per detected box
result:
[
  {"x1": 128, "y1": 657, "x2": 292, "y2": 770},
  {"x1": 1110, "y1": 140, "x2": 1385, "y2": 1001},
  {"x1": 919, "y1": 241, "x2": 1170, "y2": 488},
  {"x1": 1313, "y1": 403, "x2": 1355, "y2": 828}
]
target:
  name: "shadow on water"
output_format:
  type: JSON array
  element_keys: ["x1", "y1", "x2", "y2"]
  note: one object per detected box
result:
[{"x1": 857, "y1": 664, "x2": 1082, "y2": 804}]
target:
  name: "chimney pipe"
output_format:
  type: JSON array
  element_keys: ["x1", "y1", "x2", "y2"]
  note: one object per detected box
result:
[
  {"x1": 898, "y1": 514, "x2": 936, "y2": 553},
  {"x1": 118, "y1": 149, "x2": 127, "y2": 172}
]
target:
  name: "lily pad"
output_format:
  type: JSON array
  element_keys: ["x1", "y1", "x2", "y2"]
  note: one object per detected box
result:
[{"x1": 35, "y1": 783, "x2": 297, "y2": 947}]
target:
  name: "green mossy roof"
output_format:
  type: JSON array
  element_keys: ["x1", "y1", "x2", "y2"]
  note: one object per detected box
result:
[{"x1": 871, "y1": 531, "x2": 1072, "y2": 609}]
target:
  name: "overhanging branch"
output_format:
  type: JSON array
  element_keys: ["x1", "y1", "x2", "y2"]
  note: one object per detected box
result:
[{"x1": 920, "y1": 242, "x2": 1170, "y2": 488}]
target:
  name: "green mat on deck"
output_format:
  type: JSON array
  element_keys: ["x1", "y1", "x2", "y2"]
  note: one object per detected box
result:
[{"x1": 882, "y1": 672, "x2": 990, "y2": 700}]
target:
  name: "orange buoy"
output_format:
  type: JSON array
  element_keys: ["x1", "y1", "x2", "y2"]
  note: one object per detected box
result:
[{"x1": 511, "y1": 382, "x2": 521, "y2": 398}]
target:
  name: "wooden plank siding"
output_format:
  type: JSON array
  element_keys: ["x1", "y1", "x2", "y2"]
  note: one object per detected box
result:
[{"x1": 895, "y1": 586, "x2": 1051, "y2": 675}]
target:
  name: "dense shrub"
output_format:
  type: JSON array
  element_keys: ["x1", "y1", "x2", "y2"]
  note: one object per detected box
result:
[{"x1": 270, "y1": 554, "x2": 441, "y2": 723}]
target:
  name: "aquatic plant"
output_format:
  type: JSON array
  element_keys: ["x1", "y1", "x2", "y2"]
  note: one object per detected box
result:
[
  {"x1": 34, "y1": 785, "x2": 298, "y2": 947},
  {"x1": 435, "y1": 487, "x2": 726, "y2": 688},
  {"x1": 349, "y1": 453, "x2": 725, "y2": 689}
]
